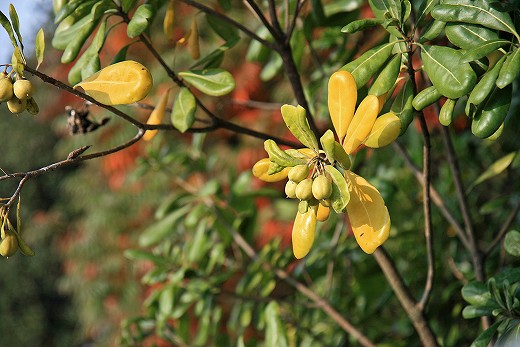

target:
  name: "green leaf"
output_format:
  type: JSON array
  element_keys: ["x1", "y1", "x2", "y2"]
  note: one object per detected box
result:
[
  {"x1": 205, "y1": 14, "x2": 239, "y2": 41},
  {"x1": 139, "y1": 205, "x2": 191, "y2": 247},
  {"x1": 123, "y1": 249, "x2": 169, "y2": 266},
  {"x1": 369, "y1": 53, "x2": 402, "y2": 96},
  {"x1": 121, "y1": 0, "x2": 139, "y2": 13},
  {"x1": 419, "y1": 19, "x2": 446, "y2": 43},
  {"x1": 391, "y1": 78, "x2": 414, "y2": 134},
  {"x1": 431, "y1": 0, "x2": 518, "y2": 38},
  {"x1": 265, "y1": 302, "x2": 288, "y2": 347},
  {"x1": 470, "y1": 320, "x2": 501, "y2": 347},
  {"x1": 171, "y1": 87, "x2": 196, "y2": 133},
  {"x1": 179, "y1": 68, "x2": 236, "y2": 96},
  {"x1": 341, "y1": 18, "x2": 383, "y2": 34},
  {"x1": 505, "y1": 230, "x2": 520, "y2": 257},
  {"x1": 368, "y1": 0, "x2": 402, "y2": 36},
  {"x1": 0, "y1": 10, "x2": 18, "y2": 49},
  {"x1": 280, "y1": 104, "x2": 319, "y2": 150},
  {"x1": 412, "y1": 85, "x2": 442, "y2": 111},
  {"x1": 467, "y1": 152, "x2": 517, "y2": 192},
  {"x1": 320, "y1": 129, "x2": 336, "y2": 164},
  {"x1": 462, "y1": 40, "x2": 511, "y2": 63},
  {"x1": 324, "y1": 165, "x2": 350, "y2": 213},
  {"x1": 496, "y1": 47, "x2": 520, "y2": 89},
  {"x1": 471, "y1": 84, "x2": 512, "y2": 139},
  {"x1": 35, "y1": 28, "x2": 45, "y2": 70},
  {"x1": 334, "y1": 141, "x2": 351, "y2": 169},
  {"x1": 127, "y1": 3, "x2": 155, "y2": 38},
  {"x1": 421, "y1": 45, "x2": 477, "y2": 98},
  {"x1": 496, "y1": 322, "x2": 520, "y2": 346},
  {"x1": 264, "y1": 139, "x2": 306, "y2": 168},
  {"x1": 11, "y1": 47, "x2": 24, "y2": 76},
  {"x1": 54, "y1": 0, "x2": 98, "y2": 24},
  {"x1": 8, "y1": 4, "x2": 22, "y2": 49},
  {"x1": 445, "y1": 23, "x2": 499, "y2": 50},
  {"x1": 466, "y1": 55, "x2": 507, "y2": 114},
  {"x1": 415, "y1": 0, "x2": 439, "y2": 26},
  {"x1": 462, "y1": 282, "x2": 494, "y2": 307},
  {"x1": 190, "y1": 37, "x2": 239, "y2": 69},
  {"x1": 341, "y1": 42, "x2": 395, "y2": 87},
  {"x1": 463, "y1": 305, "x2": 494, "y2": 319}
]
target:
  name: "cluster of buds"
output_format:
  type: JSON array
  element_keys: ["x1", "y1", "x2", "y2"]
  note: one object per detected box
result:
[{"x1": 0, "y1": 70, "x2": 38, "y2": 115}]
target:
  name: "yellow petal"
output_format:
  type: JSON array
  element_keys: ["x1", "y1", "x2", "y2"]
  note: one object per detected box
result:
[
  {"x1": 343, "y1": 94, "x2": 379, "y2": 154},
  {"x1": 189, "y1": 16, "x2": 200, "y2": 59},
  {"x1": 363, "y1": 112, "x2": 401, "y2": 148},
  {"x1": 143, "y1": 88, "x2": 172, "y2": 141},
  {"x1": 328, "y1": 71, "x2": 357, "y2": 143},
  {"x1": 74, "y1": 61, "x2": 153, "y2": 105},
  {"x1": 345, "y1": 171, "x2": 390, "y2": 254},
  {"x1": 292, "y1": 207, "x2": 317, "y2": 259},
  {"x1": 251, "y1": 158, "x2": 289, "y2": 182}
]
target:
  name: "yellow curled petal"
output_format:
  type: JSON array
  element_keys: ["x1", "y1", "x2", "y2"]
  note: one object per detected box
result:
[{"x1": 345, "y1": 171, "x2": 390, "y2": 254}]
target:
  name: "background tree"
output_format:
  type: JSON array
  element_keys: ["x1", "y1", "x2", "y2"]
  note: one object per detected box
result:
[{"x1": 0, "y1": 0, "x2": 519, "y2": 346}]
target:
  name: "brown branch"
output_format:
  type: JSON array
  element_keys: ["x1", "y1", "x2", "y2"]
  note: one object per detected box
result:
[
  {"x1": 243, "y1": 0, "x2": 281, "y2": 41},
  {"x1": 485, "y1": 202, "x2": 520, "y2": 257},
  {"x1": 373, "y1": 248, "x2": 439, "y2": 347}
]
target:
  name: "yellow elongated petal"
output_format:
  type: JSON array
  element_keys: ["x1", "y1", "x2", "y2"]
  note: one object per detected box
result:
[
  {"x1": 343, "y1": 94, "x2": 379, "y2": 154},
  {"x1": 143, "y1": 88, "x2": 172, "y2": 141},
  {"x1": 292, "y1": 207, "x2": 317, "y2": 259},
  {"x1": 252, "y1": 158, "x2": 289, "y2": 182},
  {"x1": 328, "y1": 71, "x2": 357, "y2": 143},
  {"x1": 363, "y1": 112, "x2": 401, "y2": 148},
  {"x1": 189, "y1": 16, "x2": 200, "y2": 59},
  {"x1": 74, "y1": 61, "x2": 153, "y2": 105},
  {"x1": 345, "y1": 171, "x2": 390, "y2": 254}
]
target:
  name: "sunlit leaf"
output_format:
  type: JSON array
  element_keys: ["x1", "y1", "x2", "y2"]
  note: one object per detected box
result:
[
  {"x1": 363, "y1": 112, "x2": 401, "y2": 148},
  {"x1": 35, "y1": 28, "x2": 45, "y2": 70},
  {"x1": 343, "y1": 95, "x2": 379, "y2": 154},
  {"x1": 280, "y1": 104, "x2": 319, "y2": 150},
  {"x1": 179, "y1": 69, "x2": 235, "y2": 96},
  {"x1": 467, "y1": 152, "x2": 517, "y2": 192},
  {"x1": 74, "y1": 60, "x2": 153, "y2": 105},
  {"x1": 328, "y1": 70, "x2": 357, "y2": 142},
  {"x1": 345, "y1": 171, "x2": 390, "y2": 254},
  {"x1": 325, "y1": 165, "x2": 350, "y2": 213}
]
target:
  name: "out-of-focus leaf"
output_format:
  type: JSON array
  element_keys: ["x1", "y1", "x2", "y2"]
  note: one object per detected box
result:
[
  {"x1": 206, "y1": 14, "x2": 239, "y2": 41},
  {"x1": 462, "y1": 282, "x2": 494, "y2": 307},
  {"x1": 468, "y1": 152, "x2": 516, "y2": 192},
  {"x1": 341, "y1": 18, "x2": 383, "y2": 34},
  {"x1": 0, "y1": 10, "x2": 18, "y2": 49},
  {"x1": 35, "y1": 28, "x2": 45, "y2": 69},
  {"x1": 9, "y1": 4, "x2": 22, "y2": 49},
  {"x1": 179, "y1": 69, "x2": 235, "y2": 96},
  {"x1": 470, "y1": 320, "x2": 500, "y2": 347},
  {"x1": 505, "y1": 230, "x2": 520, "y2": 257},
  {"x1": 265, "y1": 302, "x2": 288, "y2": 347},
  {"x1": 139, "y1": 205, "x2": 191, "y2": 247},
  {"x1": 122, "y1": 0, "x2": 139, "y2": 13},
  {"x1": 190, "y1": 37, "x2": 239, "y2": 69}
]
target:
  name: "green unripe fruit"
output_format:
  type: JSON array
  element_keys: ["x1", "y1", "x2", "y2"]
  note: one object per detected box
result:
[
  {"x1": 0, "y1": 76, "x2": 14, "y2": 102},
  {"x1": 312, "y1": 174, "x2": 332, "y2": 200},
  {"x1": 7, "y1": 97, "x2": 27, "y2": 114},
  {"x1": 0, "y1": 232, "x2": 19, "y2": 257},
  {"x1": 288, "y1": 164, "x2": 309, "y2": 183},
  {"x1": 295, "y1": 178, "x2": 313, "y2": 201},
  {"x1": 285, "y1": 180, "x2": 298, "y2": 199},
  {"x1": 13, "y1": 79, "x2": 33, "y2": 100}
]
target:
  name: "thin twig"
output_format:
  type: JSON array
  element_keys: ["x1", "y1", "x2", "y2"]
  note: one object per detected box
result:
[
  {"x1": 243, "y1": 0, "x2": 281, "y2": 41},
  {"x1": 373, "y1": 248, "x2": 439, "y2": 347},
  {"x1": 267, "y1": 0, "x2": 284, "y2": 38},
  {"x1": 485, "y1": 202, "x2": 520, "y2": 257},
  {"x1": 176, "y1": 0, "x2": 276, "y2": 50}
]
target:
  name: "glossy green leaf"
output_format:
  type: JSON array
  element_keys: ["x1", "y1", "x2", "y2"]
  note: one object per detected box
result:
[
  {"x1": 35, "y1": 28, "x2": 45, "y2": 70},
  {"x1": 341, "y1": 18, "x2": 383, "y2": 34},
  {"x1": 391, "y1": 78, "x2": 414, "y2": 134},
  {"x1": 445, "y1": 23, "x2": 499, "y2": 49},
  {"x1": 470, "y1": 321, "x2": 500, "y2": 347},
  {"x1": 0, "y1": 10, "x2": 18, "y2": 49},
  {"x1": 462, "y1": 282, "x2": 493, "y2": 307},
  {"x1": 179, "y1": 69, "x2": 236, "y2": 96},
  {"x1": 468, "y1": 152, "x2": 516, "y2": 192},
  {"x1": 127, "y1": 3, "x2": 154, "y2": 38},
  {"x1": 171, "y1": 87, "x2": 196, "y2": 133},
  {"x1": 369, "y1": 53, "x2": 402, "y2": 96},
  {"x1": 206, "y1": 14, "x2": 239, "y2": 41},
  {"x1": 439, "y1": 99, "x2": 456, "y2": 126},
  {"x1": 471, "y1": 84, "x2": 511, "y2": 139},
  {"x1": 466, "y1": 55, "x2": 506, "y2": 115},
  {"x1": 505, "y1": 230, "x2": 520, "y2": 257},
  {"x1": 9, "y1": 4, "x2": 22, "y2": 48},
  {"x1": 431, "y1": 0, "x2": 518, "y2": 38},
  {"x1": 54, "y1": 0, "x2": 98, "y2": 24},
  {"x1": 280, "y1": 104, "x2": 319, "y2": 150},
  {"x1": 415, "y1": 0, "x2": 439, "y2": 26},
  {"x1": 419, "y1": 19, "x2": 445, "y2": 43},
  {"x1": 462, "y1": 305, "x2": 494, "y2": 319},
  {"x1": 462, "y1": 40, "x2": 510, "y2": 63},
  {"x1": 412, "y1": 85, "x2": 441, "y2": 111},
  {"x1": 324, "y1": 165, "x2": 350, "y2": 213},
  {"x1": 496, "y1": 47, "x2": 520, "y2": 89},
  {"x1": 341, "y1": 42, "x2": 395, "y2": 87},
  {"x1": 368, "y1": 0, "x2": 402, "y2": 36},
  {"x1": 421, "y1": 45, "x2": 477, "y2": 98},
  {"x1": 139, "y1": 205, "x2": 191, "y2": 247}
]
